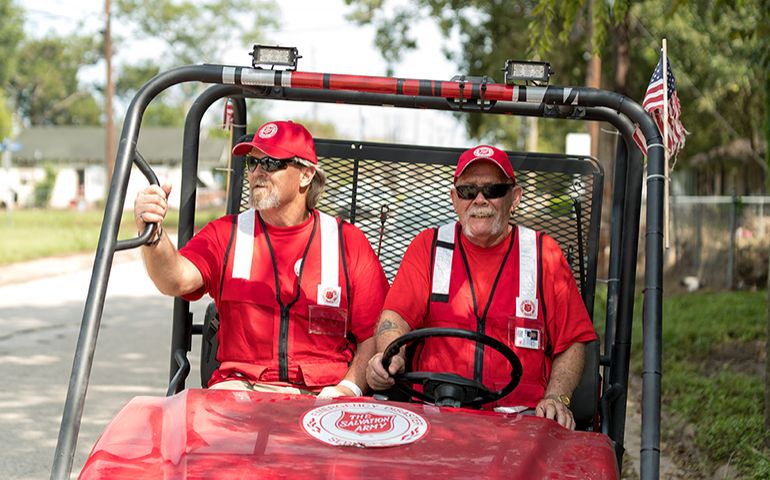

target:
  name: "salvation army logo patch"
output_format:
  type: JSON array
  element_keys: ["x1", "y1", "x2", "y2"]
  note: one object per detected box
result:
[
  {"x1": 521, "y1": 299, "x2": 535, "y2": 316},
  {"x1": 473, "y1": 146, "x2": 494, "y2": 158},
  {"x1": 301, "y1": 402, "x2": 429, "y2": 447},
  {"x1": 317, "y1": 284, "x2": 342, "y2": 307},
  {"x1": 258, "y1": 123, "x2": 278, "y2": 138},
  {"x1": 323, "y1": 288, "x2": 339, "y2": 304},
  {"x1": 516, "y1": 297, "x2": 539, "y2": 319}
]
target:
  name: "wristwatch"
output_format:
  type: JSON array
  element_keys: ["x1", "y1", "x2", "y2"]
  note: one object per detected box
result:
[{"x1": 547, "y1": 393, "x2": 571, "y2": 407}]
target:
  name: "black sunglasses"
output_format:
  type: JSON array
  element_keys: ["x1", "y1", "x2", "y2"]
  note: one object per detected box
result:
[
  {"x1": 454, "y1": 183, "x2": 514, "y2": 200},
  {"x1": 245, "y1": 155, "x2": 294, "y2": 173}
]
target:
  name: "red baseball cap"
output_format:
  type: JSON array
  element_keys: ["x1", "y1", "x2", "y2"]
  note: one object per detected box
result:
[
  {"x1": 232, "y1": 120, "x2": 318, "y2": 164},
  {"x1": 454, "y1": 145, "x2": 515, "y2": 183}
]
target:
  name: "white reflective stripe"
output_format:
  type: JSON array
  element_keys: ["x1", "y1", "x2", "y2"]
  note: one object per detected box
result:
[
  {"x1": 241, "y1": 69, "x2": 276, "y2": 86},
  {"x1": 318, "y1": 211, "x2": 339, "y2": 288},
  {"x1": 281, "y1": 71, "x2": 292, "y2": 87},
  {"x1": 231, "y1": 209, "x2": 256, "y2": 279},
  {"x1": 511, "y1": 86, "x2": 520, "y2": 102},
  {"x1": 431, "y1": 221, "x2": 456, "y2": 296},
  {"x1": 222, "y1": 67, "x2": 236, "y2": 84},
  {"x1": 527, "y1": 86, "x2": 546, "y2": 104},
  {"x1": 437, "y1": 221, "x2": 456, "y2": 244},
  {"x1": 518, "y1": 226, "x2": 537, "y2": 299}
]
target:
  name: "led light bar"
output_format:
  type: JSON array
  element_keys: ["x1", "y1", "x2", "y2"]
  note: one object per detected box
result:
[
  {"x1": 250, "y1": 45, "x2": 300, "y2": 70},
  {"x1": 504, "y1": 60, "x2": 552, "y2": 85}
]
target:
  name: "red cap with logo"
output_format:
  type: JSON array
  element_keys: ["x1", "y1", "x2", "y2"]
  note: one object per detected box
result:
[
  {"x1": 454, "y1": 145, "x2": 515, "y2": 183},
  {"x1": 232, "y1": 120, "x2": 318, "y2": 164}
]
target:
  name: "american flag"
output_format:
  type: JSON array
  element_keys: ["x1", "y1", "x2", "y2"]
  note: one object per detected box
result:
[
  {"x1": 223, "y1": 99, "x2": 234, "y2": 130},
  {"x1": 632, "y1": 54, "x2": 688, "y2": 157}
]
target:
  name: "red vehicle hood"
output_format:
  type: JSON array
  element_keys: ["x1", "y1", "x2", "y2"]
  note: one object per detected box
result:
[{"x1": 80, "y1": 389, "x2": 618, "y2": 479}]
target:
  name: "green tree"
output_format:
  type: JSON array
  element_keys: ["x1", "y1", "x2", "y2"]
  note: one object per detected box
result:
[
  {"x1": 9, "y1": 34, "x2": 102, "y2": 125},
  {"x1": 628, "y1": 0, "x2": 766, "y2": 192},
  {"x1": 113, "y1": 62, "x2": 187, "y2": 127},
  {"x1": 115, "y1": 0, "x2": 278, "y2": 65},
  {"x1": 345, "y1": 0, "x2": 592, "y2": 151},
  {"x1": 0, "y1": 0, "x2": 24, "y2": 137},
  {"x1": 113, "y1": 0, "x2": 280, "y2": 127},
  {"x1": 346, "y1": 1, "x2": 766, "y2": 165}
]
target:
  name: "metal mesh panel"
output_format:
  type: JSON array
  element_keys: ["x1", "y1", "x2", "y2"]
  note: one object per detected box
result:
[
  {"x1": 316, "y1": 157, "x2": 456, "y2": 280},
  {"x1": 514, "y1": 169, "x2": 596, "y2": 291},
  {"x1": 234, "y1": 141, "x2": 601, "y2": 296}
]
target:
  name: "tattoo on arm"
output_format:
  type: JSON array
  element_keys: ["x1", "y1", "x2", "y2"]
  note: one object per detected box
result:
[{"x1": 376, "y1": 319, "x2": 398, "y2": 336}]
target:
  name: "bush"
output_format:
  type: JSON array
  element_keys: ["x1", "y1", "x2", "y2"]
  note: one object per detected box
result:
[{"x1": 33, "y1": 163, "x2": 57, "y2": 207}]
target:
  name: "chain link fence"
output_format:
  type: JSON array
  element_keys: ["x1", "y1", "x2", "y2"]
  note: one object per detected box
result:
[{"x1": 667, "y1": 195, "x2": 770, "y2": 290}]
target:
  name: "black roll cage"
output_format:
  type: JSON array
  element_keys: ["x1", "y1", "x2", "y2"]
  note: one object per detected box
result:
[{"x1": 50, "y1": 63, "x2": 665, "y2": 480}]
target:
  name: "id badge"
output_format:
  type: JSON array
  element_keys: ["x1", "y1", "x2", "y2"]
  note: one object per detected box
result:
[
  {"x1": 308, "y1": 304, "x2": 348, "y2": 337},
  {"x1": 508, "y1": 317, "x2": 544, "y2": 351}
]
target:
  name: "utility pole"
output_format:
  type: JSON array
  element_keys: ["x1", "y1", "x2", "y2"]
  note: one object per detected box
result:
[
  {"x1": 104, "y1": 0, "x2": 115, "y2": 185},
  {"x1": 587, "y1": 0, "x2": 601, "y2": 159}
]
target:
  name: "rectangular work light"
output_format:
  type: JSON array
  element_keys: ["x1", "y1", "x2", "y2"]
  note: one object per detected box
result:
[
  {"x1": 504, "y1": 60, "x2": 552, "y2": 85},
  {"x1": 250, "y1": 45, "x2": 300, "y2": 70}
]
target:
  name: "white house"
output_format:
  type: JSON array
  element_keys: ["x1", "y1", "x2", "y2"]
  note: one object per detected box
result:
[{"x1": 10, "y1": 126, "x2": 231, "y2": 210}]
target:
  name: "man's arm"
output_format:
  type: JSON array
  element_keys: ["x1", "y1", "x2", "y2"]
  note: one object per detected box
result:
[
  {"x1": 319, "y1": 337, "x2": 377, "y2": 397},
  {"x1": 534, "y1": 342, "x2": 586, "y2": 429},
  {"x1": 365, "y1": 310, "x2": 413, "y2": 390},
  {"x1": 134, "y1": 184, "x2": 203, "y2": 296}
]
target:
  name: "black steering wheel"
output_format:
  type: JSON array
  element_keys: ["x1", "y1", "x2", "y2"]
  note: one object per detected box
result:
[{"x1": 381, "y1": 327, "x2": 522, "y2": 408}]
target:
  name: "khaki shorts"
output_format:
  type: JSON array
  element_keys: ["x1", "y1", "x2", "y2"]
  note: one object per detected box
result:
[{"x1": 209, "y1": 379, "x2": 315, "y2": 395}]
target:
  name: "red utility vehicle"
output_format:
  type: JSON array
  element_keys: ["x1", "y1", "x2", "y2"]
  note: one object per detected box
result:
[{"x1": 51, "y1": 47, "x2": 666, "y2": 480}]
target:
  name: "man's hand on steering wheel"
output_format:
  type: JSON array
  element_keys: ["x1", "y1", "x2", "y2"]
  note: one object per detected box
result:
[
  {"x1": 368, "y1": 328, "x2": 522, "y2": 408},
  {"x1": 366, "y1": 352, "x2": 405, "y2": 390}
]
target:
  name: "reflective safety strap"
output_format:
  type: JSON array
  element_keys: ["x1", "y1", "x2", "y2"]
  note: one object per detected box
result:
[
  {"x1": 516, "y1": 226, "x2": 539, "y2": 319},
  {"x1": 431, "y1": 221, "x2": 457, "y2": 302},
  {"x1": 318, "y1": 211, "x2": 339, "y2": 288},
  {"x1": 231, "y1": 209, "x2": 256, "y2": 279}
]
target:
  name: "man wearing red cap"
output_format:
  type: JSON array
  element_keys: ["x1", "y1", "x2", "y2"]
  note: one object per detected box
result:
[
  {"x1": 134, "y1": 120, "x2": 388, "y2": 398},
  {"x1": 366, "y1": 145, "x2": 596, "y2": 429}
]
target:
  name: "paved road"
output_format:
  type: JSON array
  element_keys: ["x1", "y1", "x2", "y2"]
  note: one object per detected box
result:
[{"x1": 0, "y1": 250, "x2": 208, "y2": 479}]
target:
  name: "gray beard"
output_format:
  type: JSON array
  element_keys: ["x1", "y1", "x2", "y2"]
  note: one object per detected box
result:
[
  {"x1": 251, "y1": 191, "x2": 280, "y2": 210},
  {"x1": 462, "y1": 207, "x2": 507, "y2": 239}
]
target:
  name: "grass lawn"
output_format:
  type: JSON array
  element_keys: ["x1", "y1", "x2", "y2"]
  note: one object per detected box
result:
[
  {"x1": 614, "y1": 289, "x2": 769, "y2": 478},
  {"x1": 0, "y1": 208, "x2": 222, "y2": 265},
  {"x1": 658, "y1": 291, "x2": 769, "y2": 478}
]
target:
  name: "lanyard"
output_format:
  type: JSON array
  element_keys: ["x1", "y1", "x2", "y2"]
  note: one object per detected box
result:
[
  {"x1": 258, "y1": 210, "x2": 318, "y2": 382},
  {"x1": 456, "y1": 225, "x2": 515, "y2": 382}
]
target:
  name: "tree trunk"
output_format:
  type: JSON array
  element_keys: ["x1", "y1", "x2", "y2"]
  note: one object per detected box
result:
[{"x1": 613, "y1": 16, "x2": 630, "y2": 97}]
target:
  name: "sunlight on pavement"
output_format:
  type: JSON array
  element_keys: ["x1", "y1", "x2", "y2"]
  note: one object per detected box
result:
[{"x1": 0, "y1": 354, "x2": 59, "y2": 365}]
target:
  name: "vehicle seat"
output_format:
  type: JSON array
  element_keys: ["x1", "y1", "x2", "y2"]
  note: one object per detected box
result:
[
  {"x1": 200, "y1": 301, "x2": 220, "y2": 387},
  {"x1": 571, "y1": 339, "x2": 600, "y2": 430}
]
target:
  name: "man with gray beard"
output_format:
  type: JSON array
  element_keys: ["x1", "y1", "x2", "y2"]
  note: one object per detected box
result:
[
  {"x1": 365, "y1": 145, "x2": 596, "y2": 429},
  {"x1": 134, "y1": 120, "x2": 388, "y2": 398}
]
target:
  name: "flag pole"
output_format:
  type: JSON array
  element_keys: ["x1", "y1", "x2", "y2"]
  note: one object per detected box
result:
[
  {"x1": 224, "y1": 99, "x2": 233, "y2": 203},
  {"x1": 662, "y1": 39, "x2": 670, "y2": 249}
]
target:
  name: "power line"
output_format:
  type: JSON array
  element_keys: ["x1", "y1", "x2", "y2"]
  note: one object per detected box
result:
[{"x1": 24, "y1": 7, "x2": 100, "y2": 21}]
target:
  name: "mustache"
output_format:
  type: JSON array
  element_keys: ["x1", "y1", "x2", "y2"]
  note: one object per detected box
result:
[{"x1": 466, "y1": 206, "x2": 496, "y2": 218}]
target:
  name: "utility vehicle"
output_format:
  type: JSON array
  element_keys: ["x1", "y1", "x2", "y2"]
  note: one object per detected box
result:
[{"x1": 51, "y1": 46, "x2": 665, "y2": 479}]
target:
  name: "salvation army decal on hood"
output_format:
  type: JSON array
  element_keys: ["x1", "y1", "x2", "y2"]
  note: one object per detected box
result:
[{"x1": 301, "y1": 402, "x2": 429, "y2": 447}]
